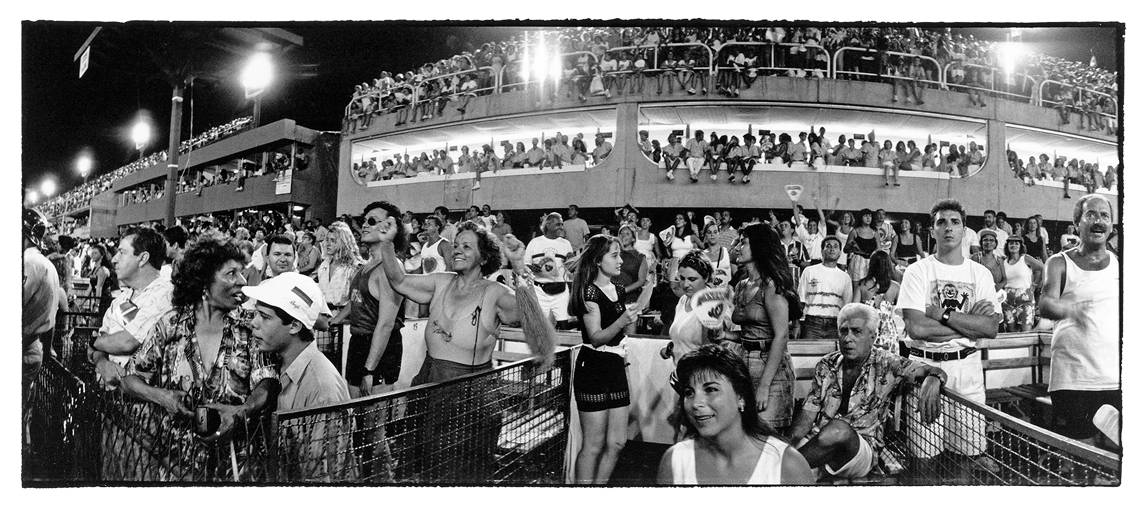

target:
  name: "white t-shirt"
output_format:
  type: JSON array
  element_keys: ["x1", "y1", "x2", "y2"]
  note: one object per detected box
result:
[
  {"x1": 795, "y1": 223, "x2": 825, "y2": 261},
  {"x1": 897, "y1": 255, "x2": 998, "y2": 352},
  {"x1": 524, "y1": 235, "x2": 573, "y2": 283},
  {"x1": 669, "y1": 295, "x2": 706, "y2": 365},
  {"x1": 960, "y1": 227, "x2": 979, "y2": 259},
  {"x1": 798, "y1": 264, "x2": 852, "y2": 318}
]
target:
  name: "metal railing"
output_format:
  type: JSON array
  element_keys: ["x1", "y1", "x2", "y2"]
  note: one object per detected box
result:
[
  {"x1": 942, "y1": 61, "x2": 1039, "y2": 104},
  {"x1": 1038, "y1": 79, "x2": 1119, "y2": 123},
  {"x1": 344, "y1": 65, "x2": 497, "y2": 127},
  {"x1": 271, "y1": 349, "x2": 572, "y2": 484},
  {"x1": 883, "y1": 388, "x2": 1119, "y2": 486},
  {"x1": 720, "y1": 41, "x2": 832, "y2": 78},
  {"x1": 24, "y1": 342, "x2": 572, "y2": 485},
  {"x1": 833, "y1": 46, "x2": 943, "y2": 89}
]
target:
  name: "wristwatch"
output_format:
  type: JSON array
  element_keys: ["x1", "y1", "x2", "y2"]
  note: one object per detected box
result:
[{"x1": 940, "y1": 308, "x2": 953, "y2": 325}]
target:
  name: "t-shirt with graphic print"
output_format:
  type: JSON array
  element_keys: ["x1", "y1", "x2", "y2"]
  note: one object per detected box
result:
[
  {"x1": 524, "y1": 235, "x2": 573, "y2": 283},
  {"x1": 896, "y1": 255, "x2": 998, "y2": 352}
]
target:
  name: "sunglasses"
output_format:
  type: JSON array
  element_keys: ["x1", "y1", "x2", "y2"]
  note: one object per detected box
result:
[{"x1": 363, "y1": 216, "x2": 385, "y2": 227}]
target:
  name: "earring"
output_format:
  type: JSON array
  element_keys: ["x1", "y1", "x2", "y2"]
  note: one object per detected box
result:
[{"x1": 738, "y1": 402, "x2": 745, "y2": 413}]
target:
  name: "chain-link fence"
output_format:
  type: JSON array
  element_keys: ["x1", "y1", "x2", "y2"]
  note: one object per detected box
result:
[
  {"x1": 313, "y1": 323, "x2": 345, "y2": 372},
  {"x1": 883, "y1": 388, "x2": 1120, "y2": 486},
  {"x1": 271, "y1": 349, "x2": 572, "y2": 484},
  {"x1": 23, "y1": 357, "x2": 101, "y2": 483}
]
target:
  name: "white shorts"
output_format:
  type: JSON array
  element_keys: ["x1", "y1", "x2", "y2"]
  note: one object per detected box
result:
[
  {"x1": 825, "y1": 434, "x2": 874, "y2": 479},
  {"x1": 904, "y1": 351, "x2": 987, "y2": 458},
  {"x1": 533, "y1": 285, "x2": 571, "y2": 322}
]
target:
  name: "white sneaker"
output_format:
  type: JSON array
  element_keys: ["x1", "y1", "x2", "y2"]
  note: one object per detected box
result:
[
  {"x1": 710, "y1": 173, "x2": 718, "y2": 181},
  {"x1": 472, "y1": 181, "x2": 481, "y2": 190},
  {"x1": 666, "y1": 169, "x2": 675, "y2": 181}
]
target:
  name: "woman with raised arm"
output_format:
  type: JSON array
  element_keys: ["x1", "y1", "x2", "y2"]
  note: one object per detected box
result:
[
  {"x1": 568, "y1": 234, "x2": 641, "y2": 484},
  {"x1": 372, "y1": 218, "x2": 555, "y2": 384},
  {"x1": 728, "y1": 224, "x2": 800, "y2": 433},
  {"x1": 658, "y1": 345, "x2": 813, "y2": 485}
]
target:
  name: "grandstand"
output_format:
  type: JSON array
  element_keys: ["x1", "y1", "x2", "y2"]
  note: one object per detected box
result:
[{"x1": 23, "y1": 23, "x2": 1122, "y2": 487}]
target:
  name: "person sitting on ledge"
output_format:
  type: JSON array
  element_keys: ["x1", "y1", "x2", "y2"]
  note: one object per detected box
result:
[{"x1": 787, "y1": 302, "x2": 946, "y2": 481}]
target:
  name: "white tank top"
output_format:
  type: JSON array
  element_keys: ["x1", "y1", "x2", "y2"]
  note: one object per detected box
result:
[
  {"x1": 671, "y1": 235, "x2": 694, "y2": 259},
  {"x1": 1004, "y1": 255, "x2": 1033, "y2": 291},
  {"x1": 669, "y1": 437, "x2": 787, "y2": 485},
  {"x1": 1049, "y1": 251, "x2": 1119, "y2": 391},
  {"x1": 634, "y1": 236, "x2": 656, "y2": 261},
  {"x1": 669, "y1": 295, "x2": 705, "y2": 364},
  {"x1": 420, "y1": 237, "x2": 449, "y2": 274}
]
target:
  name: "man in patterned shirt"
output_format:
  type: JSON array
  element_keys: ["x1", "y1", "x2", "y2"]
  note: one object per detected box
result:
[{"x1": 788, "y1": 303, "x2": 946, "y2": 479}]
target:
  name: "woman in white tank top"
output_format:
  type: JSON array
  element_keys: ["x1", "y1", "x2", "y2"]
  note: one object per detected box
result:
[
  {"x1": 1001, "y1": 237, "x2": 1044, "y2": 331},
  {"x1": 664, "y1": 252, "x2": 718, "y2": 365},
  {"x1": 658, "y1": 345, "x2": 814, "y2": 485}
]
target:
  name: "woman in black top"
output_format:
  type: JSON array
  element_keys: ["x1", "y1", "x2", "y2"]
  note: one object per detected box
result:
[
  {"x1": 844, "y1": 208, "x2": 878, "y2": 287},
  {"x1": 568, "y1": 234, "x2": 640, "y2": 484},
  {"x1": 891, "y1": 218, "x2": 924, "y2": 266},
  {"x1": 87, "y1": 243, "x2": 118, "y2": 317},
  {"x1": 1021, "y1": 216, "x2": 1049, "y2": 262}
]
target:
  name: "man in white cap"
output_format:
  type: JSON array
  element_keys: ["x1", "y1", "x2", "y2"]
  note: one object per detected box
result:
[{"x1": 243, "y1": 272, "x2": 348, "y2": 411}]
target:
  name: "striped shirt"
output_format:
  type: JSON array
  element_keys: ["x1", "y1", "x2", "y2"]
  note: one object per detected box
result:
[{"x1": 797, "y1": 264, "x2": 852, "y2": 318}]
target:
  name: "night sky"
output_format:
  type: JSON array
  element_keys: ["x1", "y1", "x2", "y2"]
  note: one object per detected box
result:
[{"x1": 21, "y1": 22, "x2": 1119, "y2": 199}]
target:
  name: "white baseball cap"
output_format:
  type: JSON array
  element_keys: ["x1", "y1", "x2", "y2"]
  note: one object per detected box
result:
[{"x1": 241, "y1": 272, "x2": 330, "y2": 330}]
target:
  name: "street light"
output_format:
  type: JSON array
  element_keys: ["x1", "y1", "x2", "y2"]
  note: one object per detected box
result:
[
  {"x1": 76, "y1": 154, "x2": 93, "y2": 183},
  {"x1": 131, "y1": 119, "x2": 152, "y2": 153},
  {"x1": 40, "y1": 177, "x2": 57, "y2": 198},
  {"x1": 26, "y1": 189, "x2": 40, "y2": 205},
  {"x1": 241, "y1": 51, "x2": 274, "y2": 128}
]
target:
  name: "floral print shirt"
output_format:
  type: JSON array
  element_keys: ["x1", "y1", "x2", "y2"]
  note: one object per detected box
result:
[
  {"x1": 127, "y1": 306, "x2": 279, "y2": 407},
  {"x1": 802, "y1": 347, "x2": 932, "y2": 451}
]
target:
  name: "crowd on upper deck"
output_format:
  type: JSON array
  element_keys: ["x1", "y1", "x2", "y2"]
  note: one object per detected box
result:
[{"x1": 343, "y1": 25, "x2": 1117, "y2": 134}]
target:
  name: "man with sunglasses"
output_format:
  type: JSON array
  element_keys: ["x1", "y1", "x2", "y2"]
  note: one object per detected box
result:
[{"x1": 89, "y1": 227, "x2": 173, "y2": 389}]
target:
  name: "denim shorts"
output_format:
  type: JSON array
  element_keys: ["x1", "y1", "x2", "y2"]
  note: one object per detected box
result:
[{"x1": 741, "y1": 348, "x2": 795, "y2": 430}]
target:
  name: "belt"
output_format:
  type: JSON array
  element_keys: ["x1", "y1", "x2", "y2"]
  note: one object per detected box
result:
[
  {"x1": 900, "y1": 342, "x2": 976, "y2": 361},
  {"x1": 741, "y1": 340, "x2": 772, "y2": 352}
]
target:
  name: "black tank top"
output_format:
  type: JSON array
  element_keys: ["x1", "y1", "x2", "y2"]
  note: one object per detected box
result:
[
  {"x1": 579, "y1": 283, "x2": 627, "y2": 346},
  {"x1": 853, "y1": 234, "x2": 877, "y2": 258},
  {"x1": 1022, "y1": 234, "x2": 1045, "y2": 261},
  {"x1": 896, "y1": 235, "x2": 919, "y2": 258},
  {"x1": 350, "y1": 263, "x2": 404, "y2": 336}
]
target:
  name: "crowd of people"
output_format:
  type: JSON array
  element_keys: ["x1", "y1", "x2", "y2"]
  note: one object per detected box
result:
[
  {"x1": 644, "y1": 127, "x2": 985, "y2": 185},
  {"x1": 22, "y1": 187, "x2": 1120, "y2": 484},
  {"x1": 1006, "y1": 148, "x2": 1117, "y2": 195},
  {"x1": 35, "y1": 117, "x2": 254, "y2": 219},
  {"x1": 352, "y1": 132, "x2": 613, "y2": 188},
  {"x1": 343, "y1": 25, "x2": 1117, "y2": 132}
]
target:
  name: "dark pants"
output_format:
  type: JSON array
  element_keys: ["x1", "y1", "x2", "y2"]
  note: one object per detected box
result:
[
  {"x1": 801, "y1": 315, "x2": 839, "y2": 341},
  {"x1": 1050, "y1": 389, "x2": 1121, "y2": 440}
]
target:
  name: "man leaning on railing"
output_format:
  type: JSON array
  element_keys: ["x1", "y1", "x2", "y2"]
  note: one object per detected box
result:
[{"x1": 788, "y1": 303, "x2": 946, "y2": 480}]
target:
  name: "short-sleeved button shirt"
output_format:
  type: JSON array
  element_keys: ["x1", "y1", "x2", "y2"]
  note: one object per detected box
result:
[
  {"x1": 803, "y1": 348, "x2": 933, "y2": 451},
  {"x1": 127, "y1": 307, "x2": 279, "y2": 406},
  {"x1": 278, "y1": 341, "x2": 350, "y2": 411},
  {"x1": 100, "y1": 275, "x2": 174, "y2": 367}
]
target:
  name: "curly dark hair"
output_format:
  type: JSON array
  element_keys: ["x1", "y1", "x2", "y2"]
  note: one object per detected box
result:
[
  {"x1": 171, "y1": 233, "x2": 247, "y2": 309},
  {"x1": 456, "y1": 220, "x2": 501, "y2": 276}
]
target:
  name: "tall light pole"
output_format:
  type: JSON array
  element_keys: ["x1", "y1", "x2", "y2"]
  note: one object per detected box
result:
[
  {"x1": 40, "y1": 177, "x2": 58, "y2": 199},
  {"x1": 131, "y1": 119, "x2": 153, "y2": 157}
]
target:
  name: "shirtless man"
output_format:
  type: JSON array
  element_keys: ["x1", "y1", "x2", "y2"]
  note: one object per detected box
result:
[{"x1": 1039, "y1": 194, "x2": 1119, "y2": 449}]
